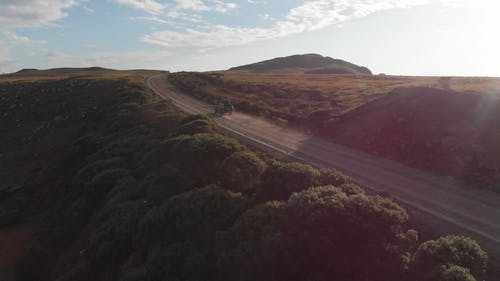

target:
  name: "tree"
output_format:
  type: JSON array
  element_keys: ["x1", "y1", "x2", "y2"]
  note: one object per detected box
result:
[
  {"x1": 218, "y1": 186, "x2": 415, "y2": 281},
  {"x1": 438, "y1": 265, "x2": 476, "y2": 281},
  {"x1": 220, "y1": 151, "x2": 267, "y2": 194},
  {"x1": 411, "y1": 235, "x2": 487, "y2": 281},
  {"x1": 260, "y1": 161, "x2": 320, "y2": 200},
  {"x1": 139, "y1": 186, "x2": 249, "y2": 281},
  {"x1": 138, "y1": 186, "x2": 248, "y2": 246}
]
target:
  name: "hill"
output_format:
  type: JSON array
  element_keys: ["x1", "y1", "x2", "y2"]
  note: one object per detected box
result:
[
  {"x1": 0, "y1": 69, "x2": 491, "y2": 281},
  {"x1": 229, "y1": 54, "x2": 372, "y2": 75}
]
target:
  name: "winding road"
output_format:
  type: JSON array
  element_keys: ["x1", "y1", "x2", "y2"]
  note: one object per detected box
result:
[{"x1": 147, "y1": 74, "x2": 500, "y2": 252}]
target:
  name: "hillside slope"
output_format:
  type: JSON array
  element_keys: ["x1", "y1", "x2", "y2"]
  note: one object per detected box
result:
[
  {"x1": 0, "y1": 69, "x2": 491, "y2": 281},
  {"x1": 328, "y1": 87, "x2": 500, "y2": 189},
  {"x1": 229, "y1": 54, "x2": 372, "y2": 75}
]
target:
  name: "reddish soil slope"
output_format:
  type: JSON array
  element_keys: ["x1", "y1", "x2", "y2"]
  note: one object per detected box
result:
[{"x1": 329, "y1": 87, "x2": 500, "y2": 189}]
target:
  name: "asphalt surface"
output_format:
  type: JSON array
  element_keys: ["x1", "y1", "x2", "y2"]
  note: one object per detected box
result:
[{"x1": 147, "y1": 74, "x2": 500, "y2": 251}]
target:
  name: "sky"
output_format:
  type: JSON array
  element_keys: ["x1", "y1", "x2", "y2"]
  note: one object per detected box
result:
[{"x1": 0, "y1": 0, "x2": 499, "y2": 76}]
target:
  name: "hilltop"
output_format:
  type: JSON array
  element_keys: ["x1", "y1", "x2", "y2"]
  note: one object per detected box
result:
[{"x1": 229, "y1": 54, "x2": 372, "y2": 75}]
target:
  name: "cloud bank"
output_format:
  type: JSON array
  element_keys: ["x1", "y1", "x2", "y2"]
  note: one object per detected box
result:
[
  {"x1": 0, "y1": 0, "x2": 80, "y2": 31},
  {"x1": 141, "y1": 0, "x2": 429, "y2": 48}
]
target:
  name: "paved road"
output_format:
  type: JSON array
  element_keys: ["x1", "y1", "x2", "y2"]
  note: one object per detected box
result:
[{"x1": 147, "y1": 74, "x2": 500, "y2": 250}]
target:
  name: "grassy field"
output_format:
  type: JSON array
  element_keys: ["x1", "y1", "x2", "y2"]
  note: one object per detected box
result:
[
  {"x1": 0, "y1": 68, "x2": 163, "y2": 83},
  {"x1": 172, "y1": 71, "x2": 500, "y2": 121},
  {"x1": 222, "y1": 71, "x2": 500, "y2": 115}
]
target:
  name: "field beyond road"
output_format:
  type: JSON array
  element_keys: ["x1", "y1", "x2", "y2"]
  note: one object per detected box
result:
[{"x1": 169, "y1": 71, "x2": 500, "y2": 192}]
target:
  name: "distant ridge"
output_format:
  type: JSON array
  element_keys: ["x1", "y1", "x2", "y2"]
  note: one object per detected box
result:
[{"x1": 229, "y1": 54, "x2": 372, "y2": 75}]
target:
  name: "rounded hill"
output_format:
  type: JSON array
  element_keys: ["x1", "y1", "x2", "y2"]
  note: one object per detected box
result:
[{"x1": 229, "y1": 54, "x2": 372, "y2": 75}]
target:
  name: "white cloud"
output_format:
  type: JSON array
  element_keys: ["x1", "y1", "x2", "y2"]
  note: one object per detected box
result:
[
  {"x1": 259, "y1": 13, "x2": 274, "y2": 21},
  {"x1": 0, "y1": 0, "x2": 80, "y2": 31},
  {"x1": 247, "y1": 0, "x2": 267, "y2": 4},
  {"x1": 115, "y1": 0, "x2": 166, "y2": 15},
  {"x1": 83, "y1": 5, "x2": 95, "y2": 13},
  {"x1": 3, "y1": 31, "x2": 46, "y2": 46},
  {"x1": 142, "y1": 0, "x2": 429, "y2": 48},
  {"x1": 115, "y1": 0, "x2": 237, "y2": 15}
]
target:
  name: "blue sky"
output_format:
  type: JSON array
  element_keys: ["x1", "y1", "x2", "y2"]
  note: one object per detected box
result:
[{"x1": 0, "y1": 0, "x2": 499, "y2": 76}]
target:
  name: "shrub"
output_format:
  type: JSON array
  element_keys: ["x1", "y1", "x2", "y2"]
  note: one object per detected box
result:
[
  {"x1": 411, "y1": 235, "x2": 487, "y2": 281},
  {"x1": 176, "y1": 118, "x2": 216, "y2": 135},
  {"x1": 317, "y1": 167, "x2": 352, "y2": 187},
  {"x1": 138, "y1": 186, "x2": 248, "y2": 246},
  {"x1": 438, "y1": 265, "x2": 476, "y2": 281},
  {"x1": 87, "y1": 168, "x2": 132, "y2": 199},
  {"x1": 144, "y1": 164, "x2": 195, "y2": 204},
  {"x1": 106, "y1": 176, "x2": 144, "y2": 206},
  {"x1": 74, "y1": 157, "x2": 127, "y2": 185},
  {"x1": 168, "y1": 133, "x2": 245, "y2": 184},
  {"x1": 220, "y1": 151, "x2": 267, "y2": 194},
  {"x1": 216, "y1": 201, "x2": 287, "y2": 281},
  {"x1": 218, "y1": 186, "x2": 414, "y2": 281},
  {"x1": 87, "y1": 200, "x2": 150, "y2": 267},
  {"x1": 260, "y1": 161, "x2": 320, "y2": 200},
  {"x1": 0, "y1": 209, "x2": 23, "y2": 228}
]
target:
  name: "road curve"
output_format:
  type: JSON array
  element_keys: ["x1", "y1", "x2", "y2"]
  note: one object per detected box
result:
[{"x1": 147, "y1": 74, "x2": 500, "y2": 250}]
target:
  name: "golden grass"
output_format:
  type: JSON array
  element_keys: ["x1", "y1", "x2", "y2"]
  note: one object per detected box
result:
[
  {"x1": 0, "y1": 68, "x2": 164, "y2": 83},
  {"x1": 223, "y1": 71, "x2": 500, "y2": 94},
  {"x1": 218, "y1": 71, "x2": 500, "y2": 116}
]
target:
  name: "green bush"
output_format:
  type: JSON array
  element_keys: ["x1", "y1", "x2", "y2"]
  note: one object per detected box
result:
[
  {"x1": 438, "y1": 265, "x2": 476, "y2": 281},
  {"x1": 411, "y1": 235, "x2": 487, "y2": 281},
  {"x1": 87, "y1": 168, "x2": 132, "y2": 199},
  {"x1": 87, "y1": 200, "x2": 150, "y2": 267},
  {"x1": 144, "y1": 164, "x2": 195, "y2": 204},
  {"x1": 167, "y1": 133, "x2": 245, "y2": 185},
  {"x1": 139, "y1": 186, "x2": 248, "y2": 246},
  {"x1": 0, "y1": 208, "x2": 23, "y2": 228},
  {"x1": 177, "y1": 118, "x2": 216, "y2": 135},
  {"x1": 218, "y1": 185, "x2": 414, "y2": 281},
  {"x1": 106, "y1": 176, "x2": 144, "y2": 206},
  {"x1": 74, "y1": 157, "x2": 127, "y2": 185},
  {"x1": 317, "y1": 167, "x2": 352, "y2": 187},
  {"x1": 260, "y1": 161, "x2": 320, "y2": 200},
  {"x1": 139, "y1": 186, "x2": 248, "y2": 281},
  {"x1": 145, "y1": 241, "x2": 201, "y2": 280},
  {"x1": 220, "y1": 151, "x2": 267, "y2": 194}
]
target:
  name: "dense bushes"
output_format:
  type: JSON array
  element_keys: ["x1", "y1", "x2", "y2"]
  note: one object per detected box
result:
[
  {"x1": 260, "y1": 160, "x2": 351, "y2": 200},
  {"x1": 218, "y1": 186, "x2": 416, "y2": 281},
  {"x1": 220, "y1": 151, "x2": 267, "y2": 194},
  {"x1": 139, "y1": 186, "x2": 248, "y2": 246},
  {"x1": 52, "y1": 91, "x2": 491, "y2": 281}
]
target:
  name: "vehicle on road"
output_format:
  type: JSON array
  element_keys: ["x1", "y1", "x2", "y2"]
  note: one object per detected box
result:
[{"x1": 214, "y1": 100, "x2": 234, "y2": 116}]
